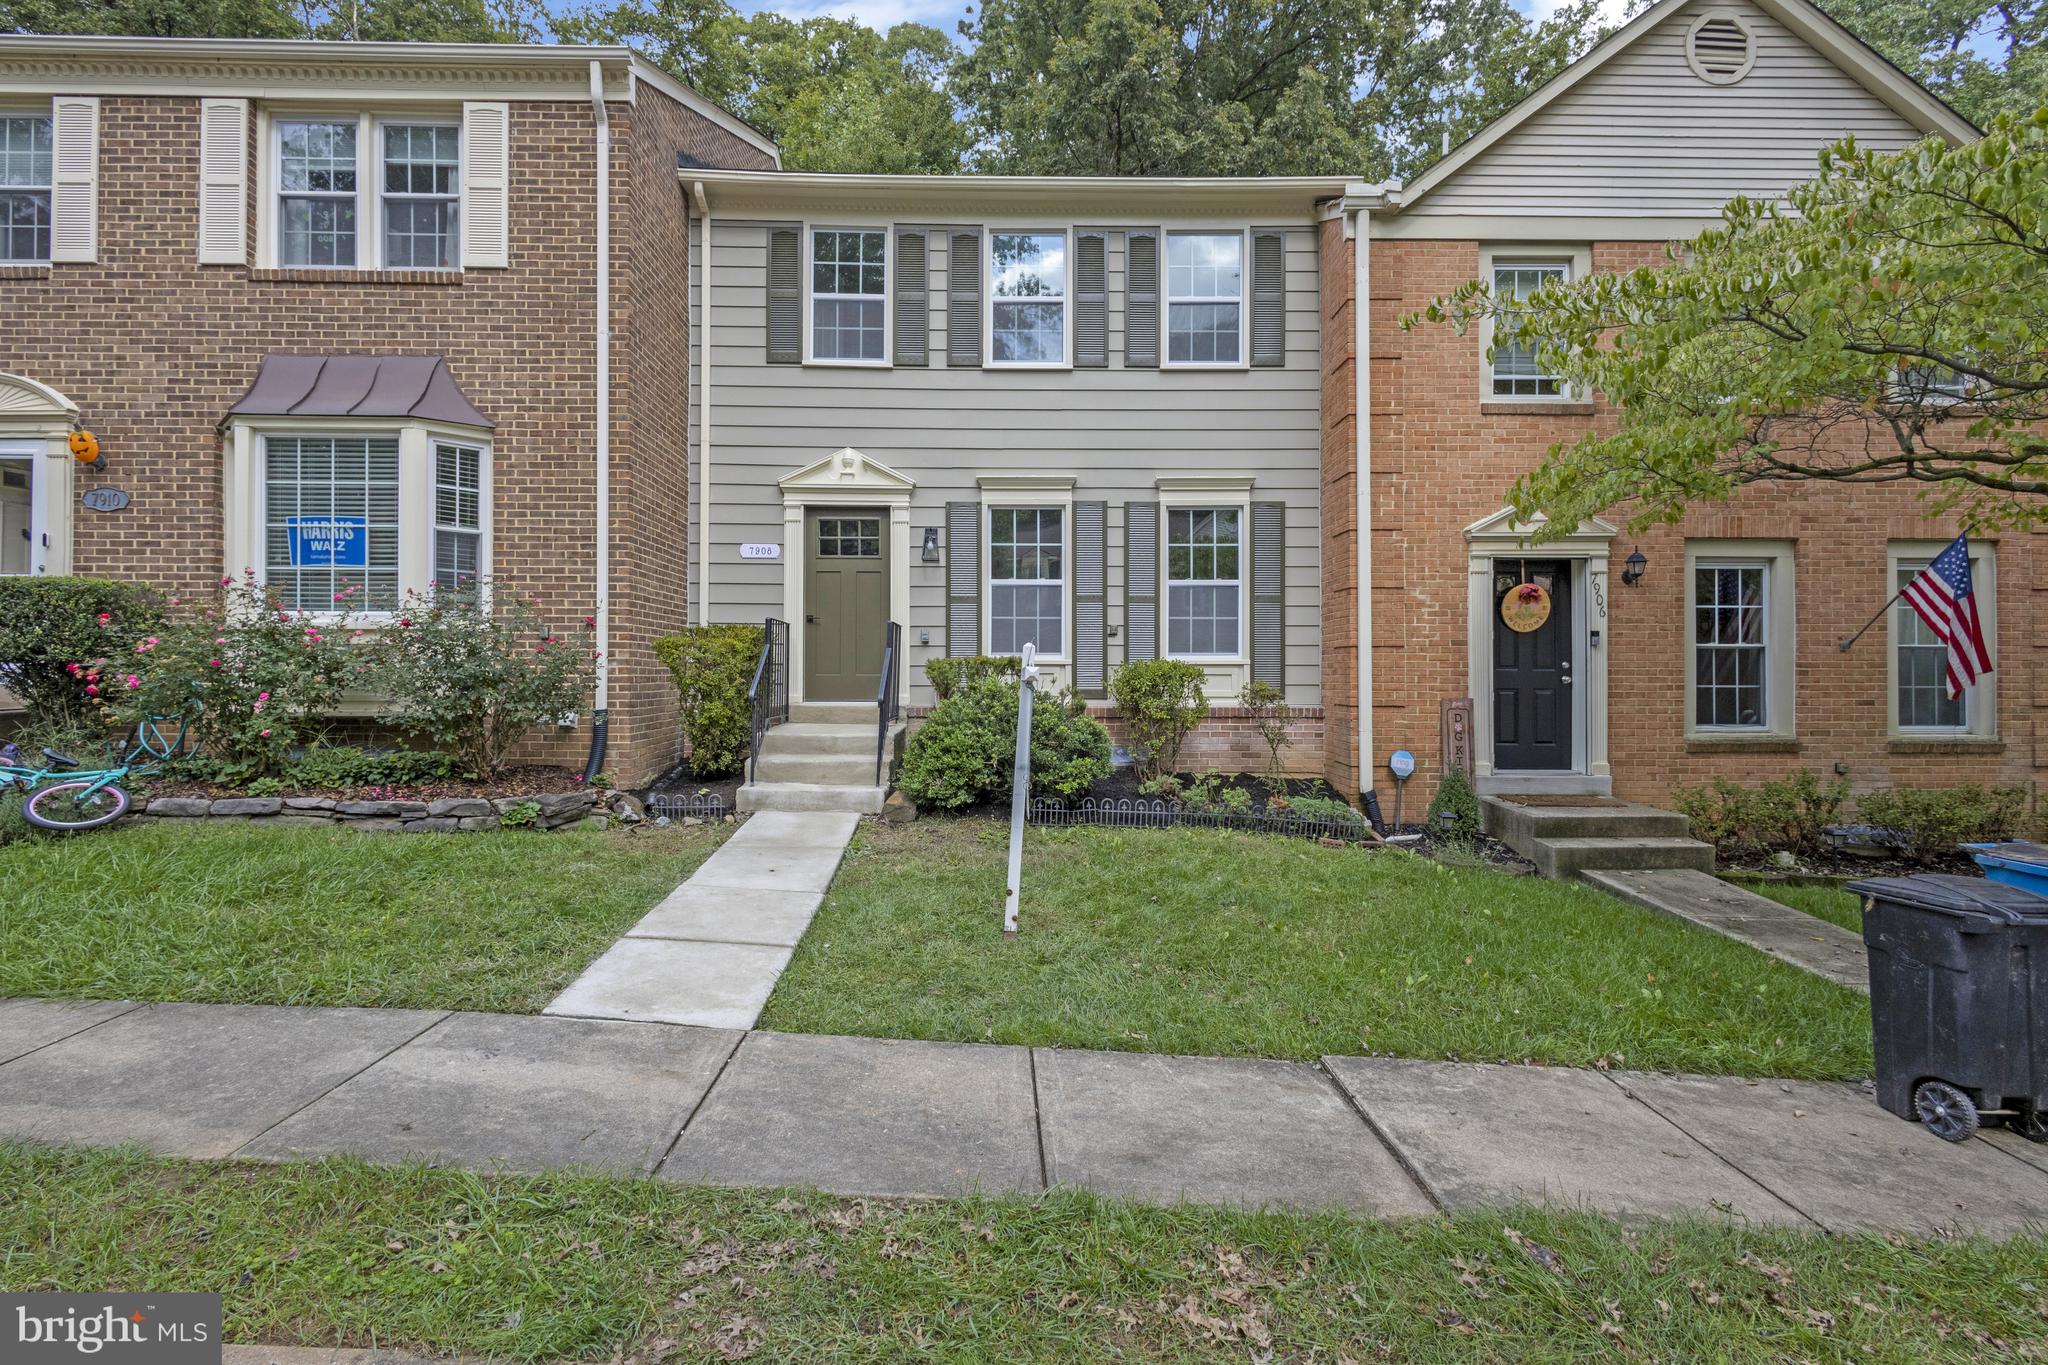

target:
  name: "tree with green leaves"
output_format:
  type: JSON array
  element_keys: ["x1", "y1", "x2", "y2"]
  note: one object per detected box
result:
[
  {"x1": 1410, "y1": 113, "x2": 2048, "y2": 539},
  {"x1": 950, "y1": 0, "x2": 1616, "y2": 180},
  {"x1": 1815, "y1": 0, "x2": 2045, "y2": 125},
  {"x1": 0, "y1": 0, "x2": 541, "y2": 42}
]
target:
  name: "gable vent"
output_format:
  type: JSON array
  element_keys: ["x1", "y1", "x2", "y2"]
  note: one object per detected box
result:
[{"x1": 1686, "y1": 11, "x2": 1755, "y2": 84}]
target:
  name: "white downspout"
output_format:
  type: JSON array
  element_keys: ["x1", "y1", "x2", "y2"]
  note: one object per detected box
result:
[
  {"x1": 589, "y1": 61, "x2": 612, "y2": 720},
  {"x1": 693, "y1": 179, "x2": 711, "y2": 626},
  {"x1": 1353, "y1": 205, "x2": 1373, "y2": 800}
]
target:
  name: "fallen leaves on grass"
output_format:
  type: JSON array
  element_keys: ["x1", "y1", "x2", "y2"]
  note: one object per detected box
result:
[{"x1": 1503, "y1": 1226, "x2": 1566, "y2": 1276}]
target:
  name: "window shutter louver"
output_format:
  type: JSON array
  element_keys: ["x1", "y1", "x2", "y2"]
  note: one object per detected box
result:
[
  {"x1": 947, "y1": 229, "x2": 981, "y2": 366},
  {"x1": 1251, "y1": 231, "x2": 1286, "y2": 367},
  {"x1": 946, "y1": 501, "x2": 979, "y2": 655},
  {"x1": 894, "y1": 228, "x2": 928, "y2": 366},
  {"x1": 196, "y1": 98, "x2": 248, "y2": 265},
  {"x1": 1073, "y1": 500, "x2": 1107, "y2": 695},
  {"x1": 1250, "y1": 501, "x2": 1285, "y2": 689},
  {"x1": 766, "y1": 224, "x2": 801, "y2": 364},
  {"x1": 1123, "y1": 229, "x2": 1160, "y2": 368},
  {"x1": 1074, "y1": 230, "x2": 1108, "y2": 368},
  {"x1": 459, "y1": 102, "x2": 509, "y2": 269},
  {"x1": 49, "y1": 97, "x2": 97, "y2": 263},
  {"x1": 1124, "y1": 501, "x2": 1159, "y2": 662}
]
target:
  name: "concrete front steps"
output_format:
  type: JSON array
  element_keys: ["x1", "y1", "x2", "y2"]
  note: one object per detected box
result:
[
  {"x1": 737, "y1": 701, "x2": 906, "y2": 815},
  {"x1": 1481, "y1": 794, "x2": 1715, "y2": 880}
]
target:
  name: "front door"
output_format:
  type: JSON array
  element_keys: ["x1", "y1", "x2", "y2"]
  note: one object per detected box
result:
[
  {"x1": 803, "y1": 509, "x2": 887, "y2": 701},
  {"x1": 1493, "y1": 558, "x2": 1574, "y2": 770}
]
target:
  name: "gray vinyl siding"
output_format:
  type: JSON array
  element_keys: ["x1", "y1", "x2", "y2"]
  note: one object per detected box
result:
[
  {"x1": 1409, "y1": 0, "x2": 1926, "y2": 217},
  {"x1": 688, "y1": 218, "x2": 1324, "y2": 710}
]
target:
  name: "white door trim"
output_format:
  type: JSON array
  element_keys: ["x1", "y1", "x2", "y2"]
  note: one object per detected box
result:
[{"x1": 777, "y1": 448, "x2": 914, "y2": 704}]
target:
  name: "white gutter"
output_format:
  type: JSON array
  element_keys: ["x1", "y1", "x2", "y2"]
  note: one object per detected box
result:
[
  {"x1": 1353, "y1": 204, "x2": 1373, "y2": 801},
  {"x1": 693, "y1": 179, "x2": 711, "y2": 626},
  {"x1": 589, "y1": 61, "x2": 611, "y2": 717}
]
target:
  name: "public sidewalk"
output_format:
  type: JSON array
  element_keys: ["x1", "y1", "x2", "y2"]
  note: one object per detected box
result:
[{"x1": 5, "y1": 996, "x2": 2048, "y2": 1239}]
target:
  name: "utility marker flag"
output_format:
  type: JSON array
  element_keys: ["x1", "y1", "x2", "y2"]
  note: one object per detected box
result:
[{"x1": 1901, "y1": 533, "x2": 1993, "y2": 700}]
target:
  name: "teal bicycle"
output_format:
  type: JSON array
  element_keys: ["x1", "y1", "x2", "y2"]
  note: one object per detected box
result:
[{"x1": 0, "y1": 711, "x2": 192, "y2": 832}]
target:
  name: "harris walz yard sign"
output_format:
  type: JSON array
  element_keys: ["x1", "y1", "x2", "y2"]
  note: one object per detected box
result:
[{"x1": 286, "y1": 515, "x2": 368, "y2": 568}]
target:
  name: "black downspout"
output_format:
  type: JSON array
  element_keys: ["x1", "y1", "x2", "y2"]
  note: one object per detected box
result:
[{"x1": 582, "y1": 710, "x2": 608, "y2": 785}]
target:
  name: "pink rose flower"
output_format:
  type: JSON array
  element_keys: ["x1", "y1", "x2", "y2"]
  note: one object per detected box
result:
[
  {"x1": 124, "y1": 675, "x2": 140, "y2": 689},
  {"x1": 85, "y1": 684, "x2": 98, "y2": 695},
  {"x1": 259, "y1": 729, "x2": 271, "y2": 738}
]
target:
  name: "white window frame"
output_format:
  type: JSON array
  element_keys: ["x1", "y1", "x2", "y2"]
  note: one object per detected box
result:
[
  {"x1": 1162, "y1": 497, "x2": 1248, "y2": 665},
  {"x1": 983, "y1": 503, "x2": 1070, "y2": 663},
  {"x1": 272, "y1": 113, "x2": 365, "y2": 270},
  {"x1": 0, "y1": 438, "x2": 44, "y2": 577},
  {"x1": 1478, "y1": 245, "x2": 1590, "y2": 403},
  {"x1": 802, "y1": 222, "x2": 891, "y2": 367},
  {"x1": 0, "y1": 107, "x2": 53, "y2": 265},
  {"x1": 984, "y1": 226, "x2": 1073, "y2": 370},
  {"x1": 1887, "y1": 540, "x2": 1997, "y2": 739},
  {"x1": 1683, "y1": 540, "x2": 1796, "y2": 739},
  {"x1": 374, "y1": 116, "x2": 462, "y2": 272},
  {"x1": 263, "y1": 110, "x2": 464, "y2": 272},
  {"x1": 1161, "y1": 227, "x2": 1249, "y2": 370},
  {"x1": 224, "y1": 417, "x2": 492, "y2": 625}
]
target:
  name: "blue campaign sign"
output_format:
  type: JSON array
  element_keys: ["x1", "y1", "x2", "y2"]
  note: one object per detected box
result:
[{"x1": 286, "y1": 516, "x2": 369, "y2": 568}]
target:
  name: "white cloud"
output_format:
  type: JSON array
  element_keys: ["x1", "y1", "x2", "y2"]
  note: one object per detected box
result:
[
  {"x1": 733, "y1": 0, "x2": 970, "y2": 33},
  {"x1": 1516, "y1": 0, "x2": 1633, "y2": 26}
]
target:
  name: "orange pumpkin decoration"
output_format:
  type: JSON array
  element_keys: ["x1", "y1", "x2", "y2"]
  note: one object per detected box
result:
[{"x1": 69, "y1": 429, "x2": 100, "y2": 464}]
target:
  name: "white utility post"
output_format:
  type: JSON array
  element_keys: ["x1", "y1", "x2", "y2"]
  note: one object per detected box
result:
[{"x1": 1003, "y1": 643, "x2": 1040, "y2": 936}]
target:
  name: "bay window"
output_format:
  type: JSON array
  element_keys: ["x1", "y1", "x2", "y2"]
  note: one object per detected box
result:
[
  {"x1": 1166, "y1": 507, "x2": 1241, "y2": 658},
  {"x1": 433, "y1": 441, "x2": 484, "y2": 588},
  {"x1": 1165, "y1": 231, "x2": 1244, "y2": 366},
  {"x1": 988, "y1": 506, "x2": 1065, "y2": 657},
  {"x1": 989, "y1": 230, "x2": 1067, "y2": 365}
]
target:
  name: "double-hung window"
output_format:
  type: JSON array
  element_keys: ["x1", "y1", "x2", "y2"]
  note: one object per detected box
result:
[
  {"x1": 989, "y1": 507, "x2": 1064, "y2": 656},
  {"x1": 0, "y1": 114, "x2": 52, "y2": 263},
  {"x1": 1165, "y1": 232, "x2": 1243, "y2": 365},
  {"x1": 989, "y1": 231, "x2": 1067, "y2": 365},
  {"x1": 1166, "y1": 507, "x2": 1241, "y2": 658},
  {"x1": 276, "y1": 118, "x2": 462, "y2": 269},
  {"x1": 278, "y1": 120, "x2": 359, "y2": 267},
  {"x1": 380, "y1": 123, "x2": 460, "y2": 269},
  {"x1": 433, "y1": 441, "x2": 484, "y2": 589},
  {"x1": 810, "y1": 228, "x2": 886, "y2": 362},
  {"x1": 263, "y1": 434, "x2": 402, "y2": 612},
  {"x1": 1891, "y1": 543, "x2": 1996, "y2": 736},
  {"x1": 1489, "y1": 260, "x2": 1569, "y2": 397},
  {"x1": 1692, "y1": 562, "x2": 1768, "y2": 728}
]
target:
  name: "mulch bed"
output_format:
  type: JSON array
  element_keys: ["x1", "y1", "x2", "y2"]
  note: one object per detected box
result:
[
  {"x1": 1719, "y1": 848, "x2": 1985, "y2": 882},
  {"x1": 640, "y1": 759, "x2": 744, "y2": 812},
  {"x1": 140, "y1": 765, "x2": 596, "y2": 805}
]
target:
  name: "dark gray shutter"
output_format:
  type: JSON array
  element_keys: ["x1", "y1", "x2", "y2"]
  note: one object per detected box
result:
[
  {"x1": 894, "y1": 228, "x2": 928, "y2": 366},
  {"x1": 1124, "y1": 229, "x2": 1159, "y2": 368},
  {"x1": 1074, "y1": 230, "x2": 1108, "y2": 368},
  {"x1": 1251, "y1": 230, "x2": 1286, "y2": 368},
  {"x1": 947, "y1": 500, "x2": 979, "y2": 656},
  {"x1": 1250, "y1": 501, "x2": 1285, "y2": 689},
  {"x1": 766, "y1": 224, "x2": 801, "y2": 365},
  {"x1": 1073, "y1": 500, "x2": 1107, "y2": 695},
  {"x1": 1124, "y1": 501, "x2": 1159, "y2": 662},
  {"x1": 947, "y1": 228, "x2": 981, "y2": 367}
]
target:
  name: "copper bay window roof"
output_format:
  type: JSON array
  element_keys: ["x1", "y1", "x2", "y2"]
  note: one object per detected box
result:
[{"x1": 227, "y1": 354, "x2": 494, "y2": 429}]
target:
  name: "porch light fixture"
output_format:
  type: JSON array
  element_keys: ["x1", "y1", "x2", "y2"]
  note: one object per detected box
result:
[
  {"x1": 1622, "y1": 547, "x2": 1648, "y2": 587},
  {"x1": 1437, "y1": 808, "x2": 1457, "y2": 835},
  {"x1": 921, "y1": 526, "x2": 941, "y2": 564}
]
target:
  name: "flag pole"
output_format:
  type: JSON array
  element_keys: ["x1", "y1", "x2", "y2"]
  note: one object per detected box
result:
[{"x1": 1839, "y1": 587, "x2": 1905, "y2": 653}]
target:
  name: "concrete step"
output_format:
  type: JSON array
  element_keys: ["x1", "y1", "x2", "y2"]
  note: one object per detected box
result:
[
  {"x1": 754, "y1": 750, "x2": 882, "y2": 785},
  {"x1": 738, "y1": 782, "x2": 887, "y2": 814},
  {"x1": 1533, "y1": 835, "x2": 1716, "y2": 880},
  {"x1": 762, "y1": 722, "x2": 898, "y2": 757},
  {"x1": 1483, "y1": 795, "x2": 1692, "y2": 845},
  {"x1": 787, "y1": 701, "x2": 881, "y2": 725}
]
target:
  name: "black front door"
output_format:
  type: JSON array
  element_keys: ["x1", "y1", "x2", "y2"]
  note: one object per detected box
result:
[{"x1": 1493, "y1": 559, "x2": 1573, "y2": 771}]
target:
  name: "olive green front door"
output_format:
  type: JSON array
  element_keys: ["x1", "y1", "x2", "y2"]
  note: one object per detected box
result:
[{"x1": 803, "y1": 510, "x2": 888, "y2": 701}]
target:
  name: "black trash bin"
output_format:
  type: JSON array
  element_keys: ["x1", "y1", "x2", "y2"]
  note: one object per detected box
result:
[{"x1": 1851, "y1": 874, "x2": 2048, "y2": 1142}]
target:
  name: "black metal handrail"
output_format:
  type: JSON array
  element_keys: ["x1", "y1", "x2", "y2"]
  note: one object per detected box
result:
[
  {"x1": 747, "y1": 616, "x2": 788, "y2": 786},
  {"x1": 875, "y1": 619, "x2": 901, "y2": 786}
]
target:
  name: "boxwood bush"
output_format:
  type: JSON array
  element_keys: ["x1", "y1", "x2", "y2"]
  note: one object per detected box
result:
[
  {"x1": 1109, "y1": 658, "x2": 1209, "y2": 780},
  {"x1": 654, "y1": 624, "x2": 762, "y2": 778},
  {"x1": 0, "y1": 576, "x2": 162, "y2": 731},
  {"x1": 925, "y1": 654, "x2": 1022, "y2": 701},
  {"x1": 898, "y1": 677, "x2": 1112, "y2": 810},
  {"x1": 1856, "y1": 784, "x2": 2026, "y2": 863}
]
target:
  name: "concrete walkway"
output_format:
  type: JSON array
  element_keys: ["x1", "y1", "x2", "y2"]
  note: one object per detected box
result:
[
  {"x1": 6, "y1": 997, "x2": 2048, "y2": 1238},
  {"x1": 1583, "y1": 867, "x2": 1870, "y2": 992},
  {"x1": 543, "y1": 810, "x2": 859, "y2": 1029}
]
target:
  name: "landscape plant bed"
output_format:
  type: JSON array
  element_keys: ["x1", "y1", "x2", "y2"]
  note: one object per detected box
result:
[
  {"x1": 1718, "y1": 847, "x2": 1984, "y2": 880},
  {"x1": 760, "y1": 821, "x2": 1874, "y2": 1078},
  {"x1": 0, "y1": 820, "x2": 728, "y2": 1011},
  {"x1": 8, "y1": 1143, "x2": 2044, "y2": 1364},
  {"x1": 639, "y1": 754, "x2": 745, "y2": 813},
  {"x1": 140, "y1": 763, "x2": 596, "y2": 805}
]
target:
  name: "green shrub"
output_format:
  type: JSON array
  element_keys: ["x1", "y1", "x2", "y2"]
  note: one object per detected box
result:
[
  {"x1": 285, "y1": 746, "x2": 465, "y2": 789},
  {"x1": 1856, "y1": 784, "x2": 2026, "y2": 863},
  {"x1": 0, "y1": 577, "x2": 162, "y2": 731},
  {"x1": 1673, "y1": 769, "x2": 1849, "y2": 857},
  {"x1": 1426, "y1": 765, "x2": 1483, "y2": 838},
  {"x1": 1281, "y1": 794, "x2": 1369, "y2": 835},
  {"x1": 654, "y1": 625, "x2": 762, "y2": 779},
  {"x1": 925, "y1": 655, "x2": 1022, "y2": 701},
  {"x1": 1239, "y1": 679, "x2": 1289, "y2": 785},
  {"x1": 897, "y1": 677, "x2": 1112, "y2": 810},
  {"x1": 1109, "y1": 659, "x2": 1210, "y2": 780}
]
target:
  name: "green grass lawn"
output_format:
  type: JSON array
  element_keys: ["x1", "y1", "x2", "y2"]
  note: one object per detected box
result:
[
  {"x1": 0, "y1": 822, "x2": 727, "y2": 1012},
  {"x1": 4, "y1": 1143, "x2": 2041, "y2": 1364},
  {"x1": 1733, "y1": 878, "x2": 1867, "y2": 933},
  {"x1": 760, "y1": 821, "x2": 1874, "y2": 1079}
]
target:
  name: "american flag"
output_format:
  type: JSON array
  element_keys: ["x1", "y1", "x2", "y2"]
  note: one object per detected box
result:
[{"x1": 1901, "y1": 534, "x2": 1993, "y2": 700}]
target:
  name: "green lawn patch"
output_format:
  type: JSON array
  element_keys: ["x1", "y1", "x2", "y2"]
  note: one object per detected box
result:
[
  {"x1": 761, "y1": 822, "x2": 1873, "y2": 1079},
  {"x1": 3, "y1": 1142, "x2": 2041, "y2": 1363},
  {"x1": 1732, "y1": 878, "x2": 1866, "y2": 934},
  {"x1": 0, "y1": 822, "x2": 726, "y2": 1012}
]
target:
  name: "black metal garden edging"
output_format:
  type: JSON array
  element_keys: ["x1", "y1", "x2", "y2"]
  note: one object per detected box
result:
[
  {"x1": 648, "y1": 791, "x2": 730, "y2": 824},
  {"x1": 1027, "y1": 796, "x2": 1370, "y2": 844},
  {"x1": 747, "y1": 617, "x2": 789, "y2": 786}
]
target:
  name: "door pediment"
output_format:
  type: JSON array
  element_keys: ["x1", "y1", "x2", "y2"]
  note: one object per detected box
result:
[
  {"x1": 779, "y1": 447, "x2": 916, "y2": 498},
  {"x1": 1464, "y1": 506, "x2": 1617, "y2": 551}
]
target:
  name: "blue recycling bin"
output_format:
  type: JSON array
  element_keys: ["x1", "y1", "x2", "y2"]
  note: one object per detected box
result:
[{"x1": 1963, "y1": 841, "x2": 2048, "y2": 897}]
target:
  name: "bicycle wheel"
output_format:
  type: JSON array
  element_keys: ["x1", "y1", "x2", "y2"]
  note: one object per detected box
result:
[{"x1": 24, "y1": 780, "x2": 130, "y2": 831}]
